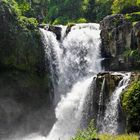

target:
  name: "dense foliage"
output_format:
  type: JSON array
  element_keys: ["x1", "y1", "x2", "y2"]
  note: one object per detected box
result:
[
  {"x1": 72, "y1": 121, "x2": 97, "y2": 140},
  {"x1": 3, "y1": 0, "x2": 140, "y2": 24},
  {"x1": 112, "y1": 0, "x2": 140, "y2": 14},
  {"x1": 122, "y1": 80, "x2": 140, "y2": 132}
]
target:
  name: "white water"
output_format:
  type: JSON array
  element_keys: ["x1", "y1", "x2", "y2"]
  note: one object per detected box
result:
[
  {"x1": 40, "y1": 24, "x2": 101, "y2": 104},
  {"x1": 46, "y1": 77, "x2": 93, "y2": 140},
  {"x1": 44, "y1": 23, "x2": 102, "y2": 140},
  {"x1": 6, "y1": 23, "x2": 101, "y2": 140},
  {"x1": 99, "y1": 72, "x2": 131, "y2": 134}
]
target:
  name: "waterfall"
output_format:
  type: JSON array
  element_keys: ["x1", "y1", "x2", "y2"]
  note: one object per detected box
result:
[
  {"x1": 44, "y1": 24, "x2": 101, "y2": 140},
  {"x1": 41, "y1": 23, "x2": 102, "y2": 140},
  {"x1": 99, "y1": 72, "x2": 131, "y2": 134},
  {"x1": 40, "y1": 24, "x2": 102, "y2": 105},
  {"x1": 46, "y1": 77, "x2": 94, "y2": 140}
]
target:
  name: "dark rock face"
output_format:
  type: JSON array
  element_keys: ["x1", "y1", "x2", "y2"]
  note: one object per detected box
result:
[
  {"x1": 132, "y1": 22, "x2": 140, "y2": 51},
  {"x1": 39, "y1": 24, "x2": 62, "y2": 40},
  {"x1": 48, "y1": 25, "x2": 62, "y2": 40},
  {"x1": 0, "y1": 1, "x2": 55, "y2": 138},
  {"x1": 65, "y1": 24, "x2": 75, "y2": 37},
  {"x1": 100, "y1": 14, "x2": 140, "y2": 71},
  {"x1": 40, "y1": 24, "x2": 76, "y2": 41}
]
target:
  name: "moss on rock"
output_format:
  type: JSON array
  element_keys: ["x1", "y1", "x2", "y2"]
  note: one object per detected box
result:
[
  {"x1": 0, "y1": 1, "x2": 53, "y2": 137},
  {"x1": 121, "y1": 76, "x2": 140, "y2": 132}
]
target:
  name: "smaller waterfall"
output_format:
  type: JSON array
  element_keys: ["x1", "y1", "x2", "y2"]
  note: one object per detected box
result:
[
  {"x1": 99, "y1": 72, "x2": 131, "y2": 134},
  {"x1": 40, "y1": 28, "x2": 63, "y2": 99},
  {"x1": 79, "y1": 76, "x2": 97, "y2": 128}
]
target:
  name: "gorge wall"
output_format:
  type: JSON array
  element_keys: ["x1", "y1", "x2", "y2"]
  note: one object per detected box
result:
[
  {"x1": 100, "y1": 14, "x2": 140, "y2": 71},
  {"x1": 0, "y1": 1, "x2": 55, "y2": 138}
]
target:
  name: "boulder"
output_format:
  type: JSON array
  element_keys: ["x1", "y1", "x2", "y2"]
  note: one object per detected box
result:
[{"x1": 132, "y1": 21, "x2": 140, "y2": 52}]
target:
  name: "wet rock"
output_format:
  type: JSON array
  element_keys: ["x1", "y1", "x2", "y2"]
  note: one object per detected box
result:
[
  {"x1": 132, "y1": 21, "x2": 140, "y2": 52},
  {"x1": 38, "y1": 23, "x2": 48, "y2": 29},
  {"x1": 65, "y1": 23, "x2": 75, "y2": 37},
  {"x1": 48, "y1": 25, "x2": 62, "y2": 40},
  {"x1": 89, "y1": 72, "x2": 123, "y2": 129}
]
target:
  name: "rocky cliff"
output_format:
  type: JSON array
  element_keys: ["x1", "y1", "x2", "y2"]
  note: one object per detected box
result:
[
  {"x1": 100, "y1": 14, "x2": 140, "y2": 71},
  {"x1": 0, "y1": 1, "x2": 55, "y2": 138}
]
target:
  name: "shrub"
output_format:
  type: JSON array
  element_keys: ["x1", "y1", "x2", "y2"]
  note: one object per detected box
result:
[
  {"x1": 77, "y1": 18, "x2": 87, "y2": 23},
  {"x1": 19, "y1": 16, "x2": 38, "y2": 29},
  {"x1": 53, "y1": 16, "x2": 69, "y2": 25},
  {"x1": 99, "y1": 134, "x2": 138, "y2": 140},
  {"x1": 121, "y1": 80, "x2": 140, "y2": 132},
  {"x1": 125, "y1": 12, "x2": 140, "y2": 22},
  {"x1": 112, "y1": 0, "x2": 139, "y2": 14},
  {"x1": 72, "y1": 120, "x2": 97, "y2": 140}
]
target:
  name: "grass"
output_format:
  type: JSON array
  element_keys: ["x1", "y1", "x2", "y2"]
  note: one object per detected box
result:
[
  {"x1": 98, "y1": 134, "x2": 138, "y2": 140},
  {"x1": 72, "y1": 120, "x2": 139, "y2": 140}
]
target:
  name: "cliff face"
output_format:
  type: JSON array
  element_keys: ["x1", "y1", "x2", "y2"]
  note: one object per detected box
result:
[
  {"x1": 0, "y1": 1, "x2": 54, "y2": 137},
  {"x1": 100, "y1": 14, "x2": 140, "y2": 71}
]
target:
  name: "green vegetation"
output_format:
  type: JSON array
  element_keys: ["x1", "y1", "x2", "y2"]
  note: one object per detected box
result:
[
  {"x1": 0, "y1": 0, "x2": 49, "y2": 91},
  {"x1": 47, "y1": 0, "x2": 113, "y2": 24},
  {"x1": 3, "y1": 0, "x2": 140, "y2": 24},
  {"x1": 125, "y1": 12, "x2": 140, "y2": 22},
  {"x1": 112, "y1": 0, "x2": 140, "y2": 23},
  {"x1": 99, "y1": 134, "x2": 138, "y2": 140},
  {"x1": 112, "y1": 0, "x2": 140, "y2": 14},
  {"x1": 123, "y1": 48, "x2": 140, "y2": 70},
  {"x1": 72, "y1": 121, "x2": 138, "y2": 140},
  {"x1": 72, "y1": 120, "x2": 97, "y2": 140},
  {"x1": 122, "y1": 80, "x2": 140, "y2": 132},
  {"x1": 0, "y1": 0, "x2": 43, "y2": 72}
]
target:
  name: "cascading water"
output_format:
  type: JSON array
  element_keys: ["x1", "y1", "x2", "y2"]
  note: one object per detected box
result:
[
  {"x1": 40, "y1": 24, "x2": 102, "y2": 104},
  {"x1": 40, "y1": 28, "x2": 63, "y2": 101},
  {"x1": 43, "y1": 23, "x2": 102, "y2": 140},
  {"x1": 46, "y1": 77, "x2": 95, "y2": 140},
  {"x1": 9, "y1": 23, "x2": 101, "y2": 140},
  {"x1": 99, "y1": 72, "x2": 131, "y2": 134}
]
